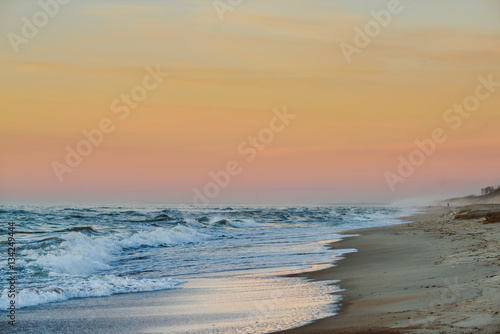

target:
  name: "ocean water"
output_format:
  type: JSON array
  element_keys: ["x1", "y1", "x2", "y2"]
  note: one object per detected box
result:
[{"x1": 0, "y1": 205, "x2": 407, "y2": 327}]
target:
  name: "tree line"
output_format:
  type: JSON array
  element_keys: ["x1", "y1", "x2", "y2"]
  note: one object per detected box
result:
[{"x1": 481, "y1": 185, "x2": 500, "y2": 196}]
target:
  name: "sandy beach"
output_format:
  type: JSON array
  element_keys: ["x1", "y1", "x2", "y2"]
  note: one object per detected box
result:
[
  {"x1": 1, "y1": 274, "x2": 339, "y2": 334},
  {"x1": 279, "y1": 205, "x2": 500, "y2": 334}
]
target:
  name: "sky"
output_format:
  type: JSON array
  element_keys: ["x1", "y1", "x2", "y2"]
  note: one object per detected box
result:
[{"x1": 1, "y1": 0, "x2": 500, "y2": 205}]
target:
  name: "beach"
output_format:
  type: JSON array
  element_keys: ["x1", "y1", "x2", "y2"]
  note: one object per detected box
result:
[
  {"x1": 2, "y1": 0, "x2": 499, "y2": 332},
  {"x1": 279, "y1": 205, "x2": 500, "y2": 334},
  {"x1": 2, "y1": 205, "x2": 500, "y2": 333}
]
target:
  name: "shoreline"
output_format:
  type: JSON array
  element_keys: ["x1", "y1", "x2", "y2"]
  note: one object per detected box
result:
[
  {"x1": 3, "y1": 205, "x2": 499, "y2": 333},
  {"x1": 277, "y1": 206, "x2": 500, "y2": 334}
]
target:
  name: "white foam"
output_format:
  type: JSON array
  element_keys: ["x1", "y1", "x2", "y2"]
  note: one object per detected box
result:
[
  {"x1": 23, "y1": 225, "x2": 210, "y2": 276},
  {"x1": 0, "y1": 275, "x2": 183, "y2": 309},
  {"x1": 118, "y1": 224, "x2": 208, "y2": 249},
  {"x1": 228, "y1": 219, "x2": 265, "y2": 228}
]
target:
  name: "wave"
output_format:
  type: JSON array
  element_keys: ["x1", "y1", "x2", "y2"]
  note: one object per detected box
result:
[
  {"x1": 227, "y1": 219, "x2": 266, "y2": 228},
  {"x1": 194, "y1": 217, "x2": 266, "y2": 229},
  {"x1": 122, "y1": 210, "x2": 149, "y2": 216},
  {"x1": 59, "y1": 226, "x2": 99, "y2": 234},
  {"x1": 65, "y1": 214, "x2": 87, "y2": 219},
  {"x1": 143, "y1": 214, "x2": 174, "y2": 222},
  {"x1": 3, "y1": 209, "x2": 28, "y2": 215},
  {"x1": 15, "y1": 230, "x2": 47, "y2": 234},
  {"x1": 0, "y1": 275, "x2": 183, "y2": 309},
  {"x1": 16, "y1": 226, "x2": 99, "y2": 236},
  {"x1": 99, "y1": 212, "x2": 119, "y2": 216},
  {"x1": 0, "y1": 205, "x2": 405, "y2": 313},
  {"x1": 23, "y1": 225, "x2": 210, "y2": 276}
]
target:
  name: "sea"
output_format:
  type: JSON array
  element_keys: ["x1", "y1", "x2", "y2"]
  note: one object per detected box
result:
[{"x1": 0, "y1": 204, "x2": 409, "y2": 332}]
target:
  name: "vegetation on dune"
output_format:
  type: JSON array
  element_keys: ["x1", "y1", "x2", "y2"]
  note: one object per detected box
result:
[{"x1": 480, "y1": 185, "x2": 500, "y2": 196}]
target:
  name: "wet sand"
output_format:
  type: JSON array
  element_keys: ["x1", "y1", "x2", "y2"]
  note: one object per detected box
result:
[
  {"x1": 1, "y1": 272, "x2": 339, "y2": 334},
  {"x1": 278, "y1": 206, "x2": 500, "y2": 334}
]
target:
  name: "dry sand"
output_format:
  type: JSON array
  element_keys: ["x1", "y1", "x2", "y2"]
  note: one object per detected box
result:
[{"x1": 277, "y1": 205, "x2": 500, "y2": 334}]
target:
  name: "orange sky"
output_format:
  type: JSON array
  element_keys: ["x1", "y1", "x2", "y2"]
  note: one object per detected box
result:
[{"x1": 1, "y1": 0, "x2": 500, "y2": 204}]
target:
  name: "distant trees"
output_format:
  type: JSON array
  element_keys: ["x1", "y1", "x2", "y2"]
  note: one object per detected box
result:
[{"x1": 481, "y1": 185, "x2": 500, "y2": 196}]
